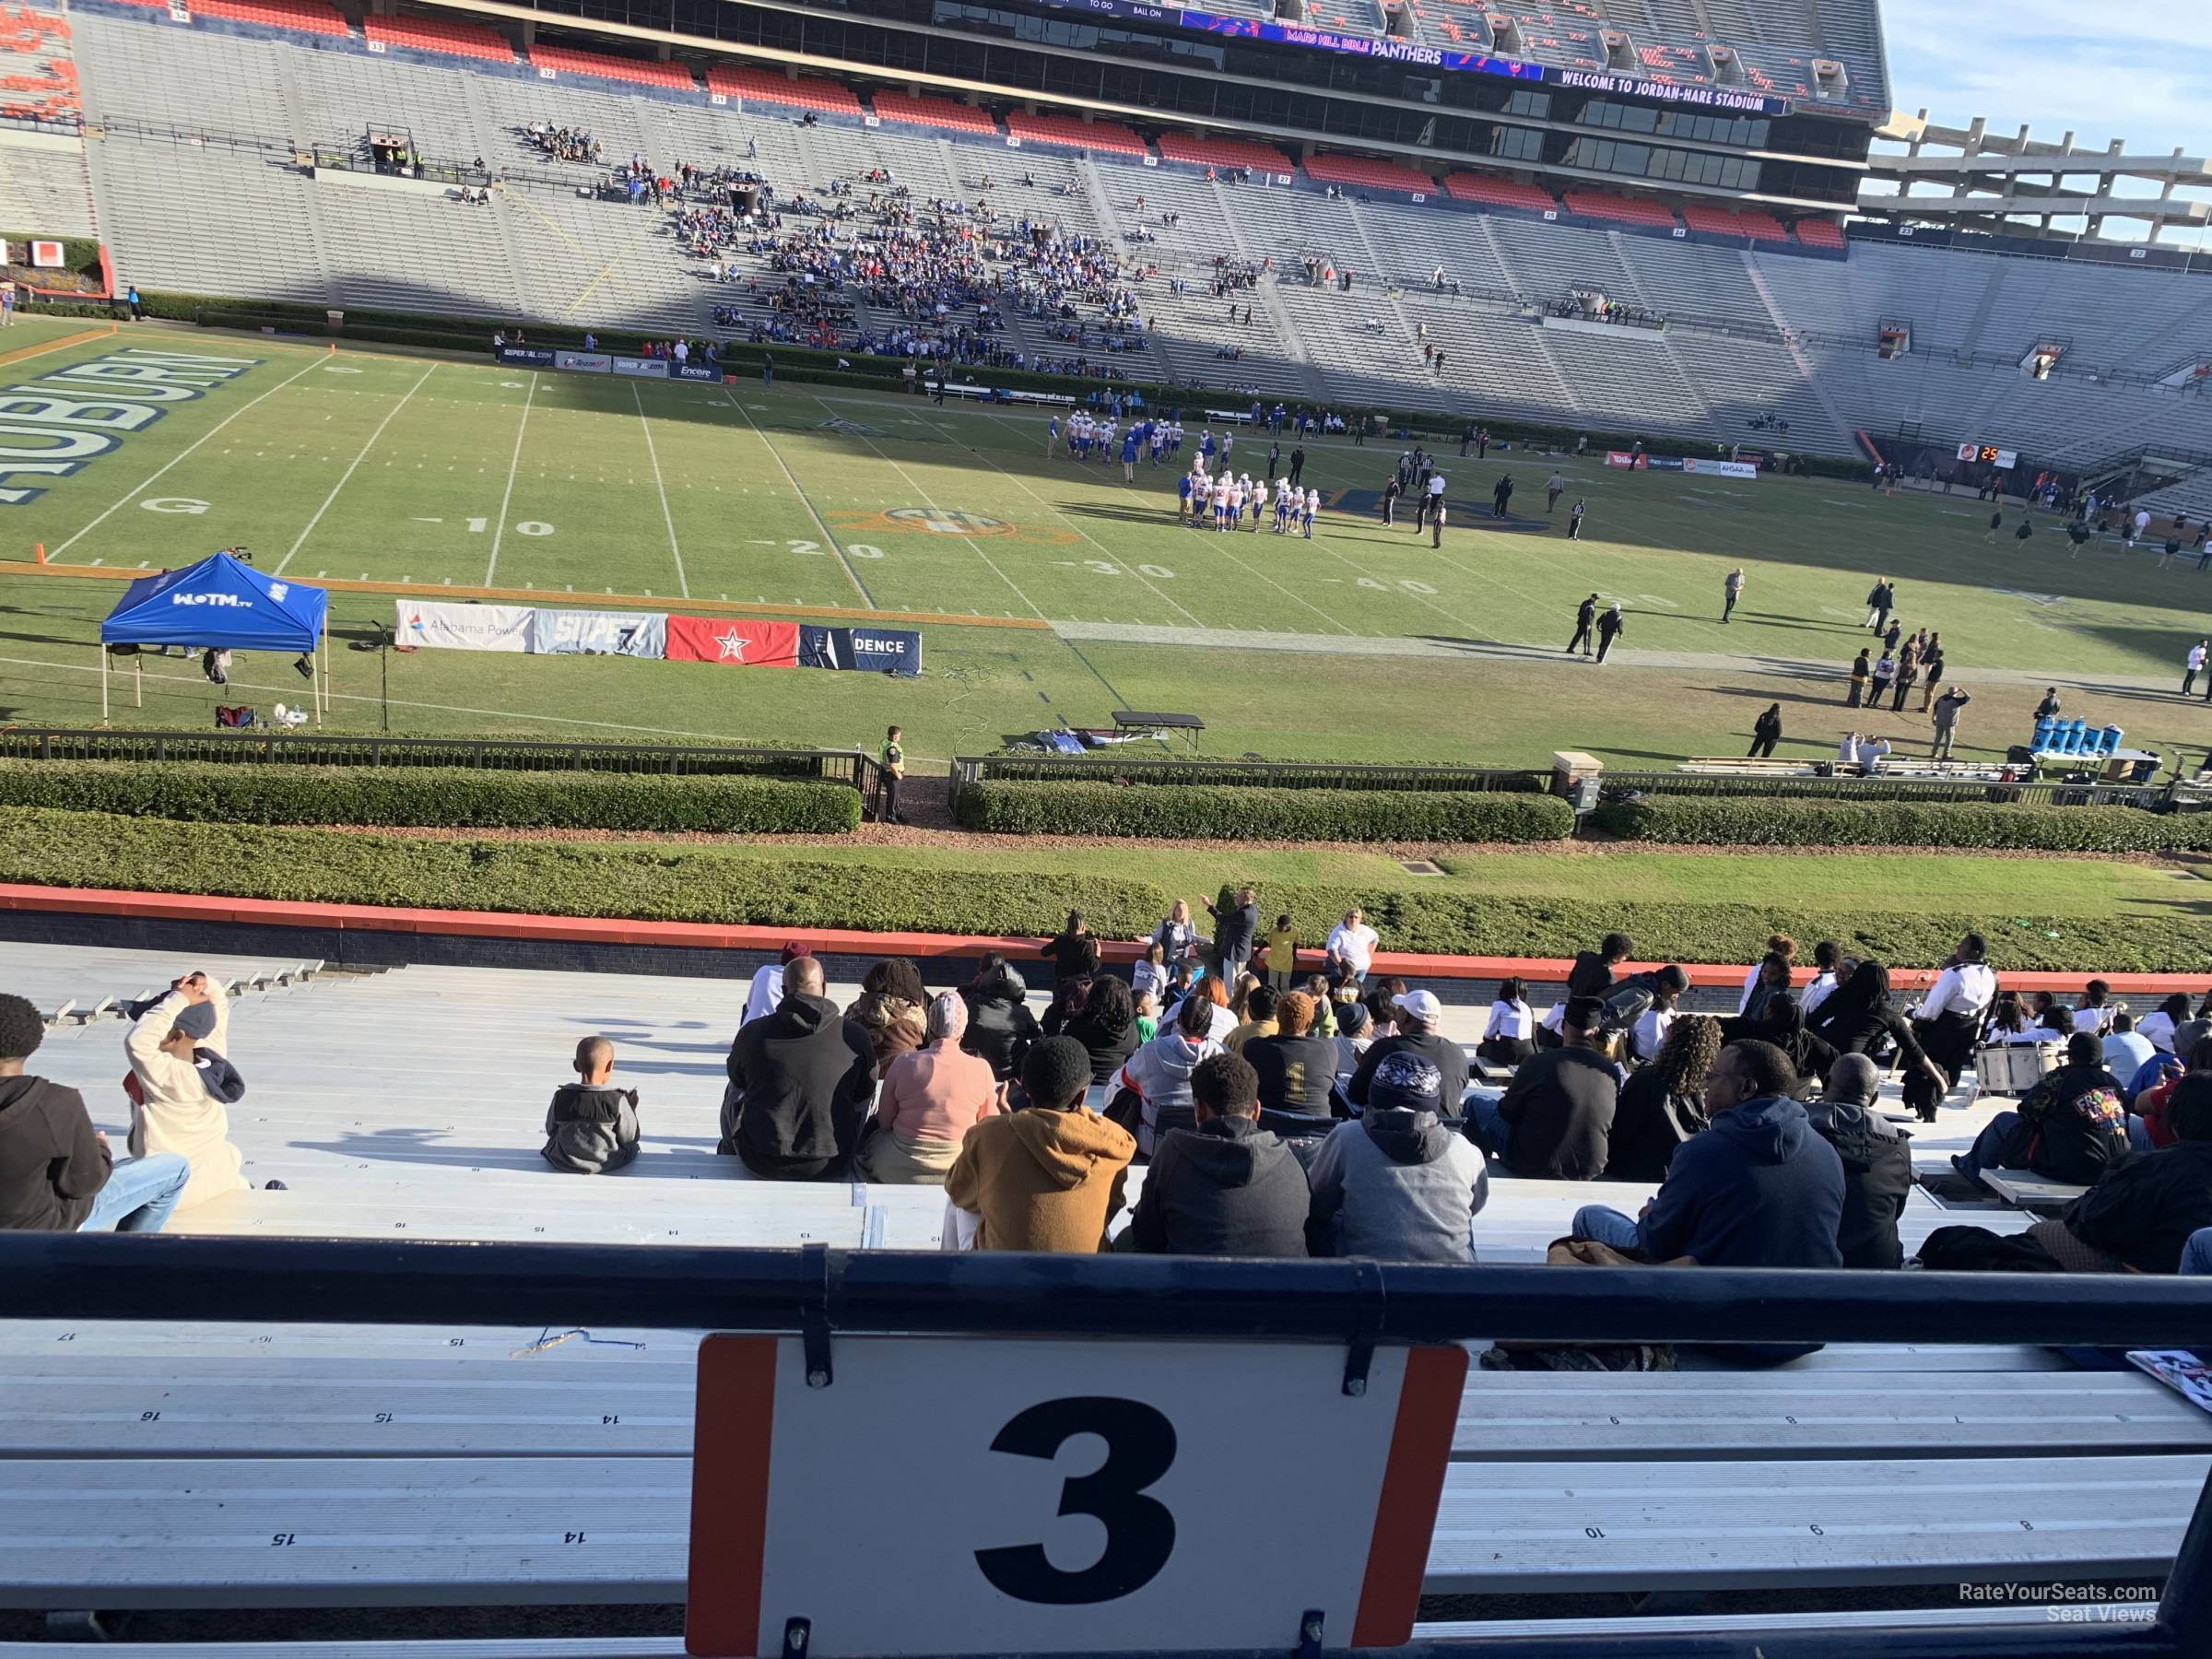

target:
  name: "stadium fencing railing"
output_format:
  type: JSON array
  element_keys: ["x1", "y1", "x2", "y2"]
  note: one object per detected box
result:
[
  {"x1": 949, "y1": 755, "x2": 1550, "y2": 807},
  {"x1": 0, "y1": 726, "x2": 884, "y2": 791},
  {"x1": 7, "y1": 1232, "x2": 2212, "y2": 1659}
]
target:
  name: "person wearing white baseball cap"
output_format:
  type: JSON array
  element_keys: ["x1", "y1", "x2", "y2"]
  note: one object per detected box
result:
[{"x1": 1347, "y1": 987, "x2": 1467, "y2": 1111}]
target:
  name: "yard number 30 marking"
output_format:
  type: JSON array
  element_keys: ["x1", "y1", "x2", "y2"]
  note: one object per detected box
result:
[{"x1": 974, "y1": 1396, "x2": 1177, "y2": 1606}]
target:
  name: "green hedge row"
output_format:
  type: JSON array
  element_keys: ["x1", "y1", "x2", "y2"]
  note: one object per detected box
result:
[
  {"x1": 1594, "y1": 794, "x2": 2212, "y2": 853},
  {"x1": 0, "y1": 809, "x2": 2197, "y2": 971},
  {"x1": 953, "y1": 780, "x2": 1574, "y2": 842},
  {"x1": 0, "y1": 762, "x2": 859, "y2": 834},
  {"x1": 969, "y1": 759, "x2": 1547, "y2": 794}
]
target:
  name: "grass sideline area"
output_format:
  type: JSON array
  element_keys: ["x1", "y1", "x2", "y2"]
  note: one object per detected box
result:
[
  {"x1": 0, "y1": 322, "x2": 2206, "y2": 772},
  {"x1": 1, "y1": 810, "x2": 2202, "y2": 971}
]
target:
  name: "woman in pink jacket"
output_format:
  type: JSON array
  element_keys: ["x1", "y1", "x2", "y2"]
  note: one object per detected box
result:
[{"x1": 856, "y1": 993, "x2": 1001, "y2": 1183}]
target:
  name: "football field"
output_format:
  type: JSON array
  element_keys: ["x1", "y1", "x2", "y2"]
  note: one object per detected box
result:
[{"x1": 3, "y1": 318, "x2": 2209, "y2": 766}]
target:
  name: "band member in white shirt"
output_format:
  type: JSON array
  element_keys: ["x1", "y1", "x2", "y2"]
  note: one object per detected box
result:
[{"x1": 1478, "y1": 977, "x2": 1535, "y2": 1066}]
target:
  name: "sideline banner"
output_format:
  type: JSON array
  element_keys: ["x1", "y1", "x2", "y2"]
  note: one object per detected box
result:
[
  {"x1": 613, "y1": 356, "x2": 670, "y2": 380},
  {"x1": 555, "y1": 350, "x2": 612, "y2": 374},
  {"x1": 801, "y1": 625, "x2": 924, "y2": 676},
  {"x1": 1684, "y1": 457, "x2": 1759, "y2": 479},
  {"x1": 672, "y1": 363, "x2": 724, "y2": 383},
  {"x1": 667, "y1": 615, "x2": 799, "y2": 667},
  {"x1": 496, "y1": 347, "x2": 556, "y2": 369},
  {"x1": 530, "y1": 609, "x2": 667, "y2": 657},
  {"x1": 1604, "y1": 450, "x2": 1645, "y2": 469},
  {"x1": 394, "y1": 599, "x2": 533, "y2": 653}
]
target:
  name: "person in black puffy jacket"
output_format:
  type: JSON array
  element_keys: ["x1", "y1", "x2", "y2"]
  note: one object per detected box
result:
[{"x1": 959, "y1": 953, "x2": 1041, "y2": 1082}]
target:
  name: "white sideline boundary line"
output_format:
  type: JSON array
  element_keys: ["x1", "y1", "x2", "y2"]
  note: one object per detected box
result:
[
  {"x1": 276, "y1": 364, "x2": 440, "y2": 576},
  {"x1": 482, "y1": 372, "x2": 537, "y2": 589},
  {"x1": 630, "y1": 382, "x2": 689, "y2": 600},
  {"x1": 45, "y1": 357, "x2": 325, "y2": 561}
]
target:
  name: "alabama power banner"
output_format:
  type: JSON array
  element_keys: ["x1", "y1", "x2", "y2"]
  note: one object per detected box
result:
[
  {"x1": 665, "y1": 616, "x2": 800, "y2": 666},
  {"x1": 394, "y1": 600, "x2": 534, "y2": 652}
]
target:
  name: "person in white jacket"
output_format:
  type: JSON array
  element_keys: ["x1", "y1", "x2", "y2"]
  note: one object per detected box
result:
[{"x1": 125, "y1": 973, "x2": 248, "y2": 1212}]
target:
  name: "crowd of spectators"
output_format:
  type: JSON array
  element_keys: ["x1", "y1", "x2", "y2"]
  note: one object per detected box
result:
[{"x1": 12, "y1": 928, "x2": 2208, "y2": 1312}]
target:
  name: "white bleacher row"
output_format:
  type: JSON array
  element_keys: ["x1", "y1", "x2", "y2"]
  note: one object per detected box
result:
[
  {"x1": 51, "y1": 6, "x2": 2212, "y2": 465},
  {"x1": 7, "y1": 942, "x2": 2208, "y2": 1635}
]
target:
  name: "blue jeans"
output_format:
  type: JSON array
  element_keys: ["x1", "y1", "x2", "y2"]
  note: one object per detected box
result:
[
  {"x1": 1573, "y1": 1204, "x2": 1642, "y2": 1254},
  {"x1": 1460, "y1": 1088, "x2": 1507, "y2": 1157},
  {"x1": 78, "y1": 1153, "x2": 190, "y2": 1233},
  {"x1": 2182, "y1": 1230, "x2": 2212, "y2": 1277}
]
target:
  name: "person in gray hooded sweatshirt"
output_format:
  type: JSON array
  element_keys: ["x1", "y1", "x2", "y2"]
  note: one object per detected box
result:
[
  {"x1": 542, "y1": 1035, "x2": 641, "y2": 1175},
  {"x1": 1303, "y1": 1051, "x2": 1489, "y2": 1262}
]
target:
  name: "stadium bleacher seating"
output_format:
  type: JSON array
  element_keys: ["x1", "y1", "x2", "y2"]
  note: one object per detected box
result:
[
  {"x1": 870, "y1": 88, "x2": 996, "y2": 134},
  {"x1": 1442, "y1": 171, "x2": 1556, "y2": 214},
  {"x1": 703, "y1": 61, "x2": 863, "y2": 113},
  {"x1": 1303, "y1": 152, "x2": 1436, "y2": 196},
  {"x1": 1006, "y1": 109, "x2": 1147, "y2": 156},
  {"x1": 1562, "y1": 189, "x2": 1681, "y2": 231},
  {"x1": 530, "y1": 41, "x2": 696, "y2": 93},
  {"x1": 188, "y1": 0, "x2": 349, "y2": 36},
  {"x1": 1680, "y1": 203, "x2": 1791, "y2": 244},
  {"x1": 362, "y1": 13, "x2": 516, "y2": 64},
  {"x1": 1157, "y1": 130, "x2": 1293, "y2": 175},
  {"x1": 33, "y1": 3, "x2": 2212, "y2": 467},
  {"x1": 0, "y1": 4, "x2": 76, "y2": 124}
]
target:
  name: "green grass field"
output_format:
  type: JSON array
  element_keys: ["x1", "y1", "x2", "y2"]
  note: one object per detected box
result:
[{"x1": 4, "y1": 316, "x2": 2209, "y2": 769}]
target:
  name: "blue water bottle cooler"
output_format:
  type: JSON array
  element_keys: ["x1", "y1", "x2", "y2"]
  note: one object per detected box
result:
[
  {"x1": 2065, "y1": 718, "x2": 2090, "y2": 755},
  {"x1": 2032, "y1": 716, "x2": 2055, "y2": 752},
  {"x1": 2099, "y1": 724, "x2": 2124, "y2": 758}
]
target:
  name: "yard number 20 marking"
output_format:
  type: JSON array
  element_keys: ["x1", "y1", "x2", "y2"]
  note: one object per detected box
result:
[{"x1": 973, "y1": 1396, "x2": 1177, "y2": 1606}]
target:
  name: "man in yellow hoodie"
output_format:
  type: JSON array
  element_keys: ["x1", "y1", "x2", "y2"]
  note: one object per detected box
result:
[
  {"x1": 945, "y1": 1036, "x2": 1134, "y2": 1252},
  {"x1": 124, "y1": 972, "x2": 249, "y2": 1213}
]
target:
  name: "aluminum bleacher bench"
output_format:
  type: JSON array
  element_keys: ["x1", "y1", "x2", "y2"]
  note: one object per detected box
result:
[
  {"x1": 0, "y1": 1603, "x2": 2141, "y2": 1658},
  {"x1": 7, "y1": 1333, "x2": 2205, "y2": 1464},
  {"x1": 9, "y1": 1452, "x2": 2200, "y2": 1608},
  {"x1": 1982, "y1": 1170, "x2": 2091, "y2": 1212},
  {"x1": 1677, "y1": 756, "x2": 1821, "y2": 777}
]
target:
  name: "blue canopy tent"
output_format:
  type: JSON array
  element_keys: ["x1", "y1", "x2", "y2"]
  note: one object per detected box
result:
[{"x1": 99, "y1": 552, "x2": 331, "y2": 723}]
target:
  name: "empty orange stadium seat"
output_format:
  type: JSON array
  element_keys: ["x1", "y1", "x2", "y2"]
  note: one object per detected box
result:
[
  {"x1": 705, "y1": 63, "x2": 863, "y2": 114},
  {"x1": 363, "y1": 15, "x2": 513, "y2": 63},
  {"x1": 1680, "y1": 203, "x2": 1791, "y2": 243},
  {"x1": 1302, "y1": 153, "x2": 1435, "y2": 195},
  {"x1": 1005, "y1": 110, "x2": 1147, "y2": 156},
  {"x1": 1793, "y1": 217, "x2": 1846, "y2": 250},
  {"x1": 870, "y1": 90, "x2": 996, "y2": 134},
  {"x1": 1442, "y1": 171, "x2": 1556, "y2": 213},
  {"x1": 1561, "y1": 189, "x2": 1678, "y2": 229},
  {"x1": 530, "y1": 43, "x2": 695, "y2": 92},
  {"x1": 1157, "y1": 132, "x2": 1292, "y2": 174},
  {"x1": 191, "y1": 0, "x2": 348, "y2": 39}
]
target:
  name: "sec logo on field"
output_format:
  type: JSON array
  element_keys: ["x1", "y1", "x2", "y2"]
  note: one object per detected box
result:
[{"x1": 882, "y1": 507, "x2": 1014, "y2": 536}]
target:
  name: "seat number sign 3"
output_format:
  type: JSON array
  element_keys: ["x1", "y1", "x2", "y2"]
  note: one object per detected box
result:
[{"x1": 686, "y1": 1334, "x2": 1465, "y2": 1655}]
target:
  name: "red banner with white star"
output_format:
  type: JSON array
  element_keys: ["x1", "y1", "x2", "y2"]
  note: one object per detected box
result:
[{"x1": 665, "y1": 617, "x2": 800, "y2": 667}]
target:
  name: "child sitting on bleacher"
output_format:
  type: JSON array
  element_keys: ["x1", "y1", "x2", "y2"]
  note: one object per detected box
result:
[{"x1": 541, "y1": 1036, "x2": 641, "y2": 1175}]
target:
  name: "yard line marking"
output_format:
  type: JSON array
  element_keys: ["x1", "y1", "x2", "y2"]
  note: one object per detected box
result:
[
  {"x1": 947, "y1": 409, "x2": 1204, "y2": 628},
  {"x1": 47, "y1": 356, "x2": 324, "y2": 560},
  {"x1": 721, "y1": 395, "x2": 872, "y2": 606},
  {"x1": 631, "y1": 382, "x2": 690, "y2": 600},
  {"x1": 807, "y1": 396, "x2": 1043, "y2": 618},
  {"x1": 483, "y1": 372, "x2": 536, "y2": 587},
  {"x1": 276, "y1": 363, "x2": 439, "y2": 575}
]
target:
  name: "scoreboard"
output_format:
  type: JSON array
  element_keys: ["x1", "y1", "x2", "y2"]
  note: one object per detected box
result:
[{"x1": 1956, "y1": 442, "x2": 2018, "y2": 469}]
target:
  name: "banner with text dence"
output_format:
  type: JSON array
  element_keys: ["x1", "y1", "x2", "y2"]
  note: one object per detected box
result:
[
  {"x1": 666, "y1": 615, "x2": 799, "y2": 667},
  {"x1": 800, "y1": 624, "x2": 924, "y2": 676}
]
